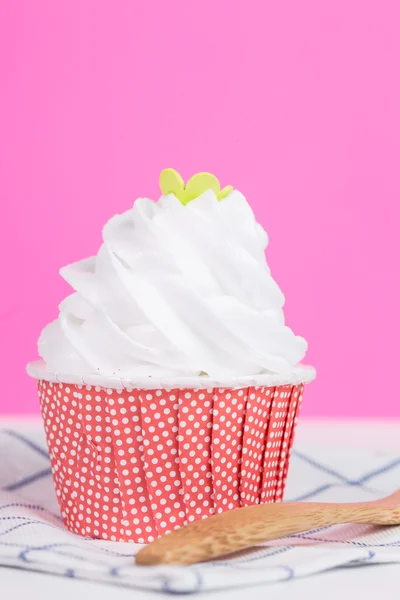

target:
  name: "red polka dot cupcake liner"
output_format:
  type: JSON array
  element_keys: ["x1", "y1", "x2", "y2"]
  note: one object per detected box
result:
[{"x1": 34, "y1": 377, "x2": 308, "y2": 543}]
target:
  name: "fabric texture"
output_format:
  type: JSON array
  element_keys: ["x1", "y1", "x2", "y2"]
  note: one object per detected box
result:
[{"x1": 0, "y1": 425, "x2": 399, "y2": 594}]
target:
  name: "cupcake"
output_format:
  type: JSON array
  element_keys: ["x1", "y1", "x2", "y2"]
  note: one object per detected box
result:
[{"x1": 27, "y1": 169, "x2": 315, "y2": 543}]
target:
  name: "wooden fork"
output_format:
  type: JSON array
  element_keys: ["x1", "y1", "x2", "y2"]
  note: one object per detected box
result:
[{"x1": 136, "y1": 490, "x2": 400, "y2": 566}]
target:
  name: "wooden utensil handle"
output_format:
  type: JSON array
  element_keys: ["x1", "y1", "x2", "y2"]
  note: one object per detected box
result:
[{"x1": 136, "y1": 500, "x2": 400, "y2": 566}]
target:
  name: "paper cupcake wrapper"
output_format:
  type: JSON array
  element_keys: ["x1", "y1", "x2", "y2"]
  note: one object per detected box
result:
[{"x1": 37, "y1": 381, "x2": 305, "y2": 543}]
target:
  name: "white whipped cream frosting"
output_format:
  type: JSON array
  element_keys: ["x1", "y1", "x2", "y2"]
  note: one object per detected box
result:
[{"x1": 38, "y1": 190, "x2": 307, "y2": 379}]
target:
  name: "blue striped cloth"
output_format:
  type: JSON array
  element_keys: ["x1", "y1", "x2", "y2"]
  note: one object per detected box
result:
[{"x1": 0, "y1": 426, "x2": 399, "y2": 594}]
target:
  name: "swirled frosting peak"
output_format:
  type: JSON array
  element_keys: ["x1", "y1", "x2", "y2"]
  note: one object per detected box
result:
[{"x1": 38, "y1": 172, "x2": 308, "y2": 379}]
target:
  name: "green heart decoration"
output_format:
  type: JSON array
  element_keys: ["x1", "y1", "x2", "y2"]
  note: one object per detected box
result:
[{"x1": 159, "y1": 168, "x2": 233, "y2": 205}]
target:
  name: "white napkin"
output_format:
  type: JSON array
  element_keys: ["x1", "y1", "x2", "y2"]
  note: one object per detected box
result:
[{"x1": 0, "y1": 425, "x2": 399, "y2": 594}]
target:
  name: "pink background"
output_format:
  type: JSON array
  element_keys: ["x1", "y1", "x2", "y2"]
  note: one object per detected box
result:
[{"x1": 1, "y1": 1, "x2": 400, "y2": 417}]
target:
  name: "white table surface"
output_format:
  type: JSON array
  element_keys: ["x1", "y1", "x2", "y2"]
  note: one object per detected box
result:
[{"x1": 1, "y1": 417, "x2": 400, "y2": 599}]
